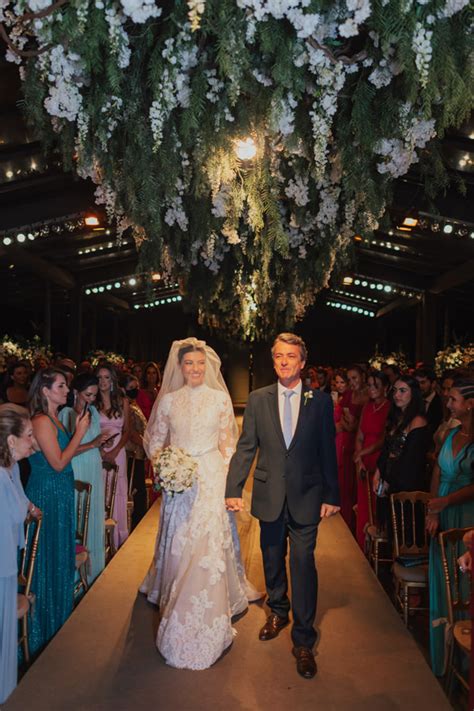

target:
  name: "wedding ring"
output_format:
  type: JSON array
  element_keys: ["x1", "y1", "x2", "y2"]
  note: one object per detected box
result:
[{"x1": 459, "y1": 565, "x2": 466, "y2": 573}]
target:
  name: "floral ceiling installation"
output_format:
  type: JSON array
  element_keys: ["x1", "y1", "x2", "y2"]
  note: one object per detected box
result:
[{"x1": 1, "y1": 0, "x2": 472, "y2": 338}]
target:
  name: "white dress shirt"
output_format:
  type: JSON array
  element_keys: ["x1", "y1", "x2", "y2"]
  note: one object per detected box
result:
[{"x1": 277, "y1": 380, "x2": 302, "y2": 440}]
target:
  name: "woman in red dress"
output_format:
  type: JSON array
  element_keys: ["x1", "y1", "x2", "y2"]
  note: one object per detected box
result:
[
  {"x1": 353, "y1": 371, "x2": 390, "y2": 549},
  {"x1": 339, "y1": 366, "x2": 368, "y2": 530},
  {"x1": 136, "y1": 361, "x2": 161, "y2": 421}
]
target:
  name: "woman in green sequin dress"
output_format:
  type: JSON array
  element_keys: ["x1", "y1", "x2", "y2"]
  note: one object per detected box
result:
[
  {"x1": 426, "y1": 378, "x2": 474, "y2": 677},
  {"x1": 26, "y1": 369, "x2": 90, "y2": 656}
]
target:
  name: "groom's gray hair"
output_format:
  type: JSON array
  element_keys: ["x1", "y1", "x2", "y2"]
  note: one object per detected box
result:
[{"x1": 271, "y1": 333, "x2": 307, "y2": 362}]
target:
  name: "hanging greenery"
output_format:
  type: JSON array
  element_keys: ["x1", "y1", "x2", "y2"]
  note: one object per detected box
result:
[{"x1": 2, "y1": 0, "x2": 472, "y2": 339}]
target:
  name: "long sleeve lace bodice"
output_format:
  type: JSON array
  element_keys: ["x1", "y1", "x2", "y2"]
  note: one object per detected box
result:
[{"x1": 146, "y1": 384, "x2": 236, "y2": 463}]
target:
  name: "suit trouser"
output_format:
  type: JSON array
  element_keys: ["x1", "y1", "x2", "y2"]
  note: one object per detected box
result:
[{"x1": 260, "y1": 501, "x2": 318, "y2": 648}]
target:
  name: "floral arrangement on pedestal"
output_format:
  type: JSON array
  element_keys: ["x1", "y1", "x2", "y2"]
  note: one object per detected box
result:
[
  {"x1": 0, "y1": 335, "x2": 52, "y2": 372},
  {"x1": 2, "y1": 1, "x2": 471, "y2": 338},
  {"x1": 434, "y1": 343, "x2": 474, "y2": 377},
  {"x1": 369, "y1": 347, "x2": 409, "y2": 372},
  {"x1": 88, "y1": 349, "x2": 126, "y2": 369},
  {"x1": 0, "y1": 336, "x2": 23, "y2": 372}
]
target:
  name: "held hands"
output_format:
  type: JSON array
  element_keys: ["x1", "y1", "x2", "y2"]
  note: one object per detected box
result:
[
  {"x1": 320, "y1": 503, "x2": 340, "y2": 518},
  {"x1": 225, "y1": 497, "x2": 245, "y2": 512},
  {"x1": 458, "y1": 551, "x2": 472, "y2": 573}
]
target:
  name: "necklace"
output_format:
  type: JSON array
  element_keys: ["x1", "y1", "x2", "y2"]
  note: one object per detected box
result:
[
  {"x1": 372, "y1": 400, "x2": 387, "y2": 414},
  {"x1": 459, "y1": 431, "x2": 472, "y2": 437}
]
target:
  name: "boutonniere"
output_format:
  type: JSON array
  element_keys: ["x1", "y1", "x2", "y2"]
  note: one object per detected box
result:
[{"x1": 303, "y1": 390, "x2": 314, "y2": 406}]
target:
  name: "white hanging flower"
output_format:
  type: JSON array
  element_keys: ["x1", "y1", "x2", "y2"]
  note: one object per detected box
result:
[
  {"x1": 412, "y1": 22, "x2": 432, "y2": 88},
  {"x1": 119, "y1": 0, "x2": 162, "y2": 24},
  {"x1": 285, "y1": 175, "x2": 309, "y2": 206}
]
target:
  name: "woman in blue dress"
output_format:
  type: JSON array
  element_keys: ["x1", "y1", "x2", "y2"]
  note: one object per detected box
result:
[
  {"x1": 59, "y1": 373, "x2": 110, "y2": 584},
  {"x1": 26, "y1": 368, "x2": 91, "y2": 657},
  {"x1": 426, "y1": 378, "x2": 474, "y2": 676},
  {"x1": 0, "y1": 404, "x2": 41, "y2": 704}
]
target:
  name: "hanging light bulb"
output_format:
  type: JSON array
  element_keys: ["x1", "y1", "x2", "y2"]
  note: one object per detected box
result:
[{"x1": 235, "y1": 137, "x2": 257, "y2": 161}]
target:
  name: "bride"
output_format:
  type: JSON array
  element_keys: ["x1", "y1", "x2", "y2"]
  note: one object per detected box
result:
[{"x1": 140, "y1": 338, "x2": 260, "y2": 670}]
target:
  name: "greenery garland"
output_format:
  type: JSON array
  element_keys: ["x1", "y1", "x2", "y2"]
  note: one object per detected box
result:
[{"x1": 2, "y1": 0, "x2": 472, "y2": 339}]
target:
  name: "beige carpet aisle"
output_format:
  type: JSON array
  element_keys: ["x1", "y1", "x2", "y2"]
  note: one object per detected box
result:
[{"x1": 5, "y1": 500, "x2": 449, "y2": 711}]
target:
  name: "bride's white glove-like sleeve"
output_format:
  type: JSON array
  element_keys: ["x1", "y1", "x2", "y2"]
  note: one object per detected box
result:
[{"x1": 143, "y1": 394, "x2": 171, "y2": 460}]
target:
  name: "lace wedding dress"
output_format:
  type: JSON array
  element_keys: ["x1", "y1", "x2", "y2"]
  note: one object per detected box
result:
[{"x1": 140, "y1": 383, "x2": 249, "y2": 670}]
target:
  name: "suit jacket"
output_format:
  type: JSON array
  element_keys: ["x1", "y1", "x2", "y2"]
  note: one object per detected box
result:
[{"x1": 226, "y1": 383, "x2": 339, "y2": 525}]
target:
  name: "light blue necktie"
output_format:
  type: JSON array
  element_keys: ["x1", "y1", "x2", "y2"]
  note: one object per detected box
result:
[{"x1": 283, "y1": 390, "x2": 295, "y2": 448}]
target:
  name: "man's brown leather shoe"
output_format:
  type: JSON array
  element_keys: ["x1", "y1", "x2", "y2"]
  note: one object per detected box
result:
[
  {"x1": 292, "y1": 646, "x2": 317, "y2": 679},
  {"x1": 258, "y1": 613, "x2": 289, "y2": 641}
]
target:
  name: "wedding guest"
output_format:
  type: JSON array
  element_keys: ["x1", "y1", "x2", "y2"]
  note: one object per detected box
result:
[
  {"x1": 78, "y1": 360, "x2": 92, "y2": 374},
  {"x1": 26, "y1": 368, "x2": 90, "y2": 656},
  {"x1": 426, "y1": 378, "x2": 474, "y2": 677},
  {"x1": 0, "y1": 404, "x2": 41, "y2": 705},
  {"x1": 96, "y1": 364, "x2": 130, "y2": 548},
  {"x1": 353, "y1": 371, "x2": 390, "y2": 549},
  {"x1": 338, "y1": 366, "x2": 368, "y2": 529},
  {"x1": 3, "y1": 361, "x2": 30, "y2": 406},
  {"x1": 334, "y1": 370, "x2": 349, "y2": 520},
  {"x1": 59, "y1": 373, "x2": 110, "y2": 584},
  {"x1": 123, "y1": 374, "x2": 148, "y2": 529},
  {"x1": 384, "y1": 364, "x2": 401, "y2": 399},
  {"x1": 415, "y1": 367, "x2": 443, "y2": 435},
  {"x1": 137, "y1": 361, "x2": 161, "y2": 420},
  {"x1": 316, "y1": 368, "x2": 332, "y2": 394},
  {"x1": 131, "y1": 362, "x2": 143, "y2": 382},
  {"x1": 373, "y1": 376, "x2": 430, "y2": 531},
  {"x1": 431, "y1": 371, "x2": 461, "y2": 459}
]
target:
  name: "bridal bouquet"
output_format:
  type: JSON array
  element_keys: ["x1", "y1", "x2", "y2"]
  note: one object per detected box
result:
[{"x1": 151, "y1": 446, "x2": 198, "y2": 496}]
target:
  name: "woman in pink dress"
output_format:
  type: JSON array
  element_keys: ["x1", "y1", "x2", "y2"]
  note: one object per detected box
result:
[
  {"x1": 136, "y1": 361, "x2": 161, "y2": 421},
  {"x1": 96, "y1": 364, "x2": 130, "y2": 549},
  {"x1": 353, "y1": 371, "x2": 390, "y2": 549}
]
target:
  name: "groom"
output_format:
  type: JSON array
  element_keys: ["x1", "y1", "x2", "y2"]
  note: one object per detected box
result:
[{"x1": 225, "y1": 333, "x2": 340, "y2": 679}]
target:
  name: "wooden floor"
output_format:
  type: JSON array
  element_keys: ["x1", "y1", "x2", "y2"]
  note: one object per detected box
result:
[{"x1": 5, "y1": 498, "x2": 450, "y2": 711}]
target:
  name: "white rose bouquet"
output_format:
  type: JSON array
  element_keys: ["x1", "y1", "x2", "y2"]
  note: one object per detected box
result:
[{"x1": 151, "y1": 446, "x2": 198, "y2": 496}]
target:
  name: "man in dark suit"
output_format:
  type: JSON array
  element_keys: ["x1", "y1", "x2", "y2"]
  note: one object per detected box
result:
[
  {"x1": 225, "y1": 333, "x2": 340, "y2": 679},
  {"x1": 415, "y1": 367, "x2": 444, "y2": 435}
]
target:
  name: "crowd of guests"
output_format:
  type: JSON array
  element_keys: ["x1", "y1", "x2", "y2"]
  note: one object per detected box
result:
[
  {"x1": 0, "y1": 350, "x2": 473, "y2": 703},
  {"x1": 305, "y1": 359, "x2": 474, "y2": 685},
  {"x1": 0, "y1": 354, "x2": 162, "y2": 704}
]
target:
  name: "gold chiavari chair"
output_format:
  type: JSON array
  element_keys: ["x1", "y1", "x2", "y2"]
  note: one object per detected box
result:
[
  {"x1": 74, "y1": 480, "x2": 92, "y2": 600},
  {"x1": 439, "y1": 527, "x2": 473, "y2": 699},
  {"x1": 390, "y1": 491, "x2": 430, "y2": 626},
  {"x1": 127, "y1": 455, "x2": 137, "y2": 532},
  {"x1": 364, "y1": 471, "x2": 392, "y2": 576},
  {"x1": 18, "y1": 515, "x2": 42, "y2": 665},
  {"x1": 104, "y1": 463, "x2": 119, "y2": 563}
]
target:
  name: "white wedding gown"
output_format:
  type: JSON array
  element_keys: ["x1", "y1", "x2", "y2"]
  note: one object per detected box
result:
[{"x1": 140, "y1": 384, "x2": 251, "y2": 670}]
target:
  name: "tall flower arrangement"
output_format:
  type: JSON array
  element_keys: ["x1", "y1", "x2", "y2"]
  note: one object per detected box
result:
[{"x1": 1, "y1": 0, "x2": 472, "y2": 339}]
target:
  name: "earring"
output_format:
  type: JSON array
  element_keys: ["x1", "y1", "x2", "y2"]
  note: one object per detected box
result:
[{"x1": 110, "y1": 383, "x2": 114, "y2": 393}]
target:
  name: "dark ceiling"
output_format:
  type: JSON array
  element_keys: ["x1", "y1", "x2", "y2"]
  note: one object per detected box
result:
[{"x1": 1, "y1": 53, "x2": 473, "y2": 356}]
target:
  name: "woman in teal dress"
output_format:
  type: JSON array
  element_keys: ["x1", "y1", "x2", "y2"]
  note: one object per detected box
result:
[
  {"x1": 426, "y1": 378, "x2": 474, "y2": 677},
  {"x1": 26, "y1": 368, "x2": 91, "y2": 656},
  {"x1": 59, "y1": 373, "x2": 110, "y2": 584}
]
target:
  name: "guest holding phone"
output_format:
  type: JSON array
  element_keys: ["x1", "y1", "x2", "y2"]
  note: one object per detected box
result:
[
  {"x1": 26, "y1": 368, "x2": 91, "y2": 656},
  {"x1": 59, "y1": 373, "x2": 111, "y2": 584},
  {"x1": 95, "y1": 364, "x2": 130, "y2": 549}
]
